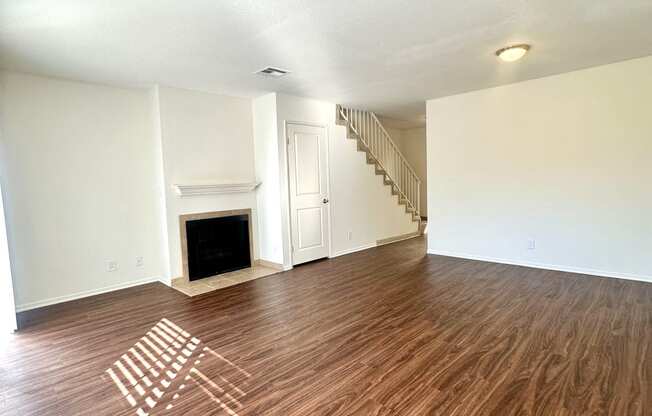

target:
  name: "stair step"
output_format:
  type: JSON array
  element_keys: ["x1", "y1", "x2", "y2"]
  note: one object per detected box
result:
[{"x1": 347, "y1": 126, "x2": 358, "y2": 140}]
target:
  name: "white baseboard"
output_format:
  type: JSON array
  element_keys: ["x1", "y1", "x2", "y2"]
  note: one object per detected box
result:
[
  {"x1": 376, "y1": 232, "x2": 420, "y2": 246},
  {"x1": 15, "y1": 276, "x2": 165, "y2": 313},
  {"x1": 255, "y1": 258, "x2": 284, "y2": 271},
  {"x1": 427, "y1": 249, "x2": 652, "y2": 284},
  {"x1": 330, "y1": 242, "x2": 377, "y2": 258}
]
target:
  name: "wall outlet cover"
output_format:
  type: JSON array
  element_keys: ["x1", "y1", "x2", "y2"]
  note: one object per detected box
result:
[{"x1": 106, "y1": 261, "x2": 118, "y2": 272}]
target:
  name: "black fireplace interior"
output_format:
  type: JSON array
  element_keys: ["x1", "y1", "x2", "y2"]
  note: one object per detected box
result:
[{"x1": 186, "y1": 214, "x2": 251, "y2": 281}]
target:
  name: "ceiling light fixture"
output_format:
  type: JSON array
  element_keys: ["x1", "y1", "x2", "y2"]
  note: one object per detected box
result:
[{"x1": 495, "y1": 44, "x2": 530, "y2": 62}]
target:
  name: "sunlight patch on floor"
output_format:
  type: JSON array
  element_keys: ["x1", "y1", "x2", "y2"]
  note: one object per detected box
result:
[{"x1": 106, "y1": 318, "x2": 250, "y2": 415}]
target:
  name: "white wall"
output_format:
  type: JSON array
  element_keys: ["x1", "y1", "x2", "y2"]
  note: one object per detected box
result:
[
  {"x1": 0, "y1": 77, "x2": 17, "y2": 332},
  {"x1": 0, "y1": 183, "x2": 17, "y2": 332},
  {"x1": 427, "y1": 56, "x2": 652, "y2": 281},
  {"x1": 155, "y1": 86, "x2": 258, "y2": 281},
  {"x1": 0, "y1": 72, "x2": 167, "y2": 310},
  {"x1": 252, "y1": 93, "x2": 284, "y2": 266}
]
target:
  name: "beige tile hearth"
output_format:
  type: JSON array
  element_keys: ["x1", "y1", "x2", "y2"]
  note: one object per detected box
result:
[{"x1": 171, "y1": 264, "x2": 279, "y2": 297}]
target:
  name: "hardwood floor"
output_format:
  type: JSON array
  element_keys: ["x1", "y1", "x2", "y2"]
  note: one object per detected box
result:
[{"x1": 1, "y1": 237, "x2": 650, "y2": 415}]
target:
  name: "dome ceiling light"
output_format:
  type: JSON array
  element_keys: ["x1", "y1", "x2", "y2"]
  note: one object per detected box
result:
[{"x1": 496, "y1": 44, "x2": 531, "y2": 62}]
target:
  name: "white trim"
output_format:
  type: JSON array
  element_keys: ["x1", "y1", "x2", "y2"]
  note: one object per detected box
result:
[
  {"x1": 15, "y1": 276, "x2": 165, "y2": 312},
  {"x1": 325, "y1": 124, "x2": 334, "y2": 261},
  {"x1": 173, "y1": 182, "x2": 261, "y2": 197},
  {"x1": 426, "y1": 249, "x2": 652, "y2": 284},
  {"x1": 284, "y1": 120, "x2": 328, "y2": 129},
  {"x1": 330, "y1": 242, "x2": 377, "y2": 258},
  {"x1": 376, "y1": 232, "x2": 420, "y2": 247},
  {"x1": 254, "y1": 259, "x2": 284, "y2": 271}
]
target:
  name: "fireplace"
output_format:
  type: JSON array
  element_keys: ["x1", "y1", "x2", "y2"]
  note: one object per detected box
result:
[{"x1": 179, "y1": 209, "x2": 253, "y2": 282}]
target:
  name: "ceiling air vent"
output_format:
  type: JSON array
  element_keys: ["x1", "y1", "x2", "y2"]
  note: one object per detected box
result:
[{"x1": 256, "y1": 67, "x2": 290, "y2": 78}]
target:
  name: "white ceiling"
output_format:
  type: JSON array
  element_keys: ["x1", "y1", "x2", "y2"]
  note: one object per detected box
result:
[{"x1": 2, "y1": 0, "x2": 652, "y2": 123}]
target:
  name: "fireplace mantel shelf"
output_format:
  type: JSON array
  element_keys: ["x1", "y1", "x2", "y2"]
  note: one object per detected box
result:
[{"x1": 173, "y1": 182, "x2": 261, "y2": 197}]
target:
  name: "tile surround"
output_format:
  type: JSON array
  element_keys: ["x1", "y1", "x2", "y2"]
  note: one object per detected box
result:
[{"x1": 171, "y1": 264, "x2": 278, "y2": 297}]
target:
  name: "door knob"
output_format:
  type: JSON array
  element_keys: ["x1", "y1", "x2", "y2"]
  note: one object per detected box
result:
[{"x1": 323, "y1": 198, "x2": 329, "y2": 204}]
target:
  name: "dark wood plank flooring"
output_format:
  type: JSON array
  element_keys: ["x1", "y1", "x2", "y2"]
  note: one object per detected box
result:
[{"x1": 1, "y1": 237, "x2": 650, "y2": 415}]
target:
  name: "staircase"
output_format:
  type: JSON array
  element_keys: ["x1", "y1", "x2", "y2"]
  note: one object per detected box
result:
[{"x1": 335, "y1": 105, "x2": 424, "y2": 232}]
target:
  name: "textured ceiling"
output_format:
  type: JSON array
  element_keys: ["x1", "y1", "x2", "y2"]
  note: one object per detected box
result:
[{"x1": 2, "y1": 0, "x2": 652, "y2": 123}]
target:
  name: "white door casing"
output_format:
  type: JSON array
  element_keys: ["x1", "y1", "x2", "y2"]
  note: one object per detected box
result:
[{"x1": 286, "y1": 123, "x2": 330, "y2": 265}]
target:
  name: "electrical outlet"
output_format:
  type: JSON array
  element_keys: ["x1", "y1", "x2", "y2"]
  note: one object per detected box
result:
[
  {"x1": 106, "y1": 261, "x2": 118, "y2": 272},
  {"x1": 347, "y1": 230, "x2": 353, "y2": 241},
  {"x1": 136, "y1": 256, "x2": 144, "y2": 267},
  {"x1": 527, "y1": 239, "x2": 536, "y2": 250}
]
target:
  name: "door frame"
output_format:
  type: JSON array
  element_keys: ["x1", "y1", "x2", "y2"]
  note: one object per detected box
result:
[{"x1": 284, "y1": 121, "x2": 333, "y2": 266}]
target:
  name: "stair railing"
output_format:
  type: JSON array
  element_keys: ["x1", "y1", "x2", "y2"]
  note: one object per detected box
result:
[{"x1": 336, "y1": 105, "x2": 421, "y2": 217}]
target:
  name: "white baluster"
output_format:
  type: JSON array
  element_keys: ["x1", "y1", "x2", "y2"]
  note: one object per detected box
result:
[
  {"x1": 369, "y1": 113, "x2": 373, "y2": 154},
  {"x1": 371, "y1": 114, "x2": 375, "y2": 156},
  {"x1": 365, "y1": 112, "x2": 369, "y2": 150},
  {"x1": 355, "y1": 109, "x2": 359, "y2": 138},
  {"x1": 372, "y1": 114, "x2": 376, "y2": 156},
  {"x1": 362, "y1": 110, "x2": 366, "y2": 144}
]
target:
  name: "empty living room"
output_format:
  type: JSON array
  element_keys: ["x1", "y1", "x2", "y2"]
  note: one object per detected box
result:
[{"x1": 1, "y1": 1, "x2": 651, "y2": 415}]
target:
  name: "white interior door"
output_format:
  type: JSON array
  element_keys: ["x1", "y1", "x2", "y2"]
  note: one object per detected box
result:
[{"x1": 287, "y1": 123, "x2": 330, "y2": 265}]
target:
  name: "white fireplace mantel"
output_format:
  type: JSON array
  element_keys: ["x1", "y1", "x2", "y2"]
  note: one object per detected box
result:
[{"x1": 173, "y1": 182, "x2": 261, "y2": 197}]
